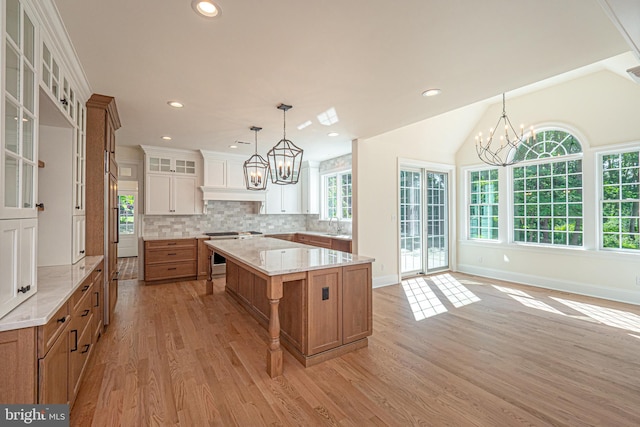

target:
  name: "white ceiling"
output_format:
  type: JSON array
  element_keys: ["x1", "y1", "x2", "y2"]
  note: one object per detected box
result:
[{"x1": 53, "y1": 0, "x2": 631, "y2": 162}]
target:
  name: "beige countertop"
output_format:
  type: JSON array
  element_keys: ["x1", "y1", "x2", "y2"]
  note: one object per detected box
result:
[
  {"x1": 205, "y1": 237, "x2": 372, "y2": 276},
  {"x1": 143, "y1": 231, "x2": 353, "y2": 241},
  {"x1": 0, "y1": 256, "x2": 103, "y2": 332}
]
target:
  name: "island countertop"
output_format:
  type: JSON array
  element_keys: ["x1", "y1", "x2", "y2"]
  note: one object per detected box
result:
[{"x1": 204, "y1": 237, "x2": 374, "y2": 276}]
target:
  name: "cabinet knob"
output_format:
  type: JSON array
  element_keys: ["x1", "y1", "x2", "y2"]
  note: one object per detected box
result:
[
  {"x1": 57, "y1": 317, "x2": 66, "y2": 323},
  {"x1": 17, "y1": 285, "x2": 31, "y2": 294},
  {"x1": 60, "y1": 98, "x2": 69, "y2": 106},
  {"x1": 35, "y1": 203, "x2": 44, "y2": 209},
  {"x1": 80, "y1": 250, "x2": 85, "y2": 254},
  {"x1": 75, "y1": 206, "x2": 80, "y2": 209}
]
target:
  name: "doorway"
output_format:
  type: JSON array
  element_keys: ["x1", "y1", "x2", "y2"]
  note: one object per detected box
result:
[
  {"x1": 400, "y1": 167, "x2": 450, "y2": 276},
  {"x1": 117, "y1": 190, "x2": 137, "y2": 257}
]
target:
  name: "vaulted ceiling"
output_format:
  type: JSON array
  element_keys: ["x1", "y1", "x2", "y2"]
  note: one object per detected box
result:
[{"x1": 54, "y1": 0, "x2": 630, "y2": 161}]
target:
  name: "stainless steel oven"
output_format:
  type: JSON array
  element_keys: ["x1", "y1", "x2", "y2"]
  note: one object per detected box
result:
[{"x1": 205, "y1": 231, "x2": 263, "y2": 276}]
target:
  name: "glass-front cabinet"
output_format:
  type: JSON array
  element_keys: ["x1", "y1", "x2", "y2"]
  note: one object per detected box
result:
[{"x1": 2, "y1": 0, "x2": 37, "y2": 220}]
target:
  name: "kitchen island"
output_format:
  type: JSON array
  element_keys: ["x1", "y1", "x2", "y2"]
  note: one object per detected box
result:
[{"x1": 204, "y1": 237, "x2": 374, "y2": 378}]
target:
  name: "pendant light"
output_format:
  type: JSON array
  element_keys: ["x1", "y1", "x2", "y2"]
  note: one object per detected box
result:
[
  {"x1": 243, "y1": 126, "x2": 269, "y2": 191},
  {"x1": 267, "y1": 103, "x2": 303, "y2": 185}
]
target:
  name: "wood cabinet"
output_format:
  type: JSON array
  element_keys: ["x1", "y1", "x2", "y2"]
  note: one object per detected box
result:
[
  {"x1": 144, "y1": 238, "x2": 197, "y2": 283},
  {"x1": 86, "y1": 93, "x2": 120, "y2": 327},
  {"x1": 141, "y1": 146, "x2": 202, "y2": 215},
  {"x1": 225, "y1": 259, "x2": 372, "y2": 365},
  {"x1": 297, "y1": 233, "x2": 352, "y2": 253},
  {"x1": 197, "y1": 237, "x2": 210, "y2": 279},
  {"x1": 0, "y1": 261, "x2": 102, "y2": 406},
  {"x1": 90, "y1": 261, "x2": 104, "y2": 342},
  {"x1": 0, "y1": 328, "x2": 37, "y2": 403}
]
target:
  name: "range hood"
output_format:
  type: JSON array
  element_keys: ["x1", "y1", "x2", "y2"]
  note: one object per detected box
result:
[{"x1": 200, "y1": 186, "x2": 266, "y2": 202}]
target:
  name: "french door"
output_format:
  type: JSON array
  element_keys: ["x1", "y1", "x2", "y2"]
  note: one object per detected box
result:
[{"x1": 400, "y1": 169, "x2": 449, "y2": 276}]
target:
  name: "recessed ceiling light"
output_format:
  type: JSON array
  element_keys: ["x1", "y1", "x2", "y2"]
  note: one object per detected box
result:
[
  {"x1": 161, "y1": 136, "x2": 172, "y2": 141},
  {"x1": 328, "y1": 132, "x2": 339, "y2": 137},
  {"x1": 192, "y1": 0, "x2": 222, "y2": 18},
  {"x1": 167, "y1": 101, "x2": 184, "y2": 108},
  {"x1": 422, "y1": 89, "x2": 442, "y2": 97},
  {"x1": 229, "y1": 144, "x2": 238, "y2": 149}
]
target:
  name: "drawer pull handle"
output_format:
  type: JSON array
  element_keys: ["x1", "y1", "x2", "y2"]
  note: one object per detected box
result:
[
  {"x1": 82, "y1": 285, "x2": 90, "y2": 292},
  {"x1": 94, "y1": 292, "x2": 100, "y2": 307},
  {"x1": 57, "y1": 317, "x2": 66, "y2": 323},
  {"x1": 70, "y1": 330, "x2": 78, "y2": 352},
  {"x1": 168, "y1": 267, "x2": 177, "y2": 270},
  {"x1": 96, "y1": 269, "x2": 102, "y2": 272},
  {"x1": 18, "y1": 285, "x2": 31, "y2": 293},
  {"x1": 167, "y1": 242, "x2": 177, "y2": 245},
  {"x1": 81, "y1": 344, "x2": 90, "y2": 354},
  {"x1": 82, "y1": 309, "x2": 90, "y2": 317},
  {"x1": 168, "y1": 253, "x2": 177, "y2": 256}
]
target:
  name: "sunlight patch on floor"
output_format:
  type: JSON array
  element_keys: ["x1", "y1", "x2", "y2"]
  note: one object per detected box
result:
[
  {"x1": 431, "y1": 274, "x2": 481, "y2": 308},
  {"x1": 508, "y1": 295, "x2": 565, "y2": 315},
  {"x1": 551, "y1": 297, "x2": 640, "y2": 334},
  {"x1": 492, "y1": 285, "x2": 533, "y2": 298},
  {"x1": 401, "y1": 277, "x2": 447, "y2": 321}
]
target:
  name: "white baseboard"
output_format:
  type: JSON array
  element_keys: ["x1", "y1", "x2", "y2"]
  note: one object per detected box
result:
[
  {"x1": 373, "y1": 274, "x2": 399, "y2": 289},
  {"x1": 457, "y1": 264, "x2": 640, "y2": 306}
]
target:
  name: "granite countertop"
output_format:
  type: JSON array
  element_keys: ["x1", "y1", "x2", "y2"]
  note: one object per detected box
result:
[
  {"x1": 205, "y1": 237, "x2": 372, "y2": 276},
  {"x1": 142, "y1": 235, "x2": 210, "y2": 241},
  {"x1": 0, "y1": 256, "x2": 104, "y2": 332}
]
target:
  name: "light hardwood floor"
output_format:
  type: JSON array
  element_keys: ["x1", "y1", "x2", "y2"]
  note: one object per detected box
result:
[{"x1": 71, "y1": 273, "x2": 640, "y2": 426}]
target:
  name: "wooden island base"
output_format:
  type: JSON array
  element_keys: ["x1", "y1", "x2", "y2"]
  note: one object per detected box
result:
[{"x1": 205, "y1": 244, "x2": 373, "y2": 377}]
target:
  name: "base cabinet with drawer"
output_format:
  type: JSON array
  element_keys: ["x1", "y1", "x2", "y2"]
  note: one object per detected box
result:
[
  {"x1": 0, "y1": 260, "x2": 103, "y2": 407},
  {"x1": 144, "y1": 239, "x2": 198, "y2": 283}
]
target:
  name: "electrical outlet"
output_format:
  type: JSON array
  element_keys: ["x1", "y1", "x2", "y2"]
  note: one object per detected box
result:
[{"x1": 322, "y1": 287, "x2": 329, "y2": 300}]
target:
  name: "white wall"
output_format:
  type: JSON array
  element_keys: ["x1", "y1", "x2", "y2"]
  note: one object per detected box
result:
[
  {"x1": 355, "y1": 104, "x2": 485, "y2": 287},
  {"x1": 455, "y1": 70, "x2": 640, "y2": 304}
]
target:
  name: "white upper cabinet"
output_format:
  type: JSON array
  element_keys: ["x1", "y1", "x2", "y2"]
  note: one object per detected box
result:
[
  {"x1": 199, "y1": 150, "x2": 266, "y2": 202},
  {"x1": 1, "y1": 0, "x2": 38, "y2": 220},
  {"x1": 265, "y1": 183, "x2": 302, "y2": 214},
  {"x1": 141, "y1": 146, "x2": 203, "y2": 215},
  {"x1": 301, "y1": 161, "x2": 319, "y2": 214}
]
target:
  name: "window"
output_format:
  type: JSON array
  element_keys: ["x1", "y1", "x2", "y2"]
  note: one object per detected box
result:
[
  {"x1": 512, "y1": 129, "x2": 583, "y2": 246},
  {"x1": 118, "y1": 194, "x2": 135, "y2": 235},
  {"x1": 322, "y1": 171, "x2": 352, "y2": 220},
  {"x1": 469, "y1": 169, "x2": 499, "y2": 240},
  {"x1": 601, "y1": 150, "x2": 639, "y2": 250}
]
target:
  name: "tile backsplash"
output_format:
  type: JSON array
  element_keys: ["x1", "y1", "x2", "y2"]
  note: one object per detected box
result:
[{"x1": 142, "y1": 200, "x2": 307, "y2": 237}]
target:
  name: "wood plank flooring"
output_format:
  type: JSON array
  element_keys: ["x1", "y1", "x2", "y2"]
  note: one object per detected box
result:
[
  {"x1": 71, "y1": 273, "x2": 640, "y2": 426},
  {"x1": 116, "y1": 257, "x2": 138, "y2": 281}
]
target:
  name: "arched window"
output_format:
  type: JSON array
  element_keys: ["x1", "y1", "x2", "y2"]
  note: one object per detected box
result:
[{"x1": 512, "y1": 129, "x2": 584, "y2": 246}]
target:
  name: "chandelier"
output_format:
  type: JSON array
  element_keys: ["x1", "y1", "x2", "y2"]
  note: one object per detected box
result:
[
  {"x1": 243, "y1": 126, "x2": 269, "y2": 191},
  {"x1": 475, "y1": 93, "x2": 533, "y2": 167},
  {"x1": 267, "y1": 104, "x2": 303, "y2": 185}
]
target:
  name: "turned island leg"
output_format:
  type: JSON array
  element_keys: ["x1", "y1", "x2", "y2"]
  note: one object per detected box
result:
[
  {"x1": 205, "y1": 248, "x2": 214, "y2": 295},
  {"x1": 266, "y1": 276, "x2": 284, "y2": 377}
]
